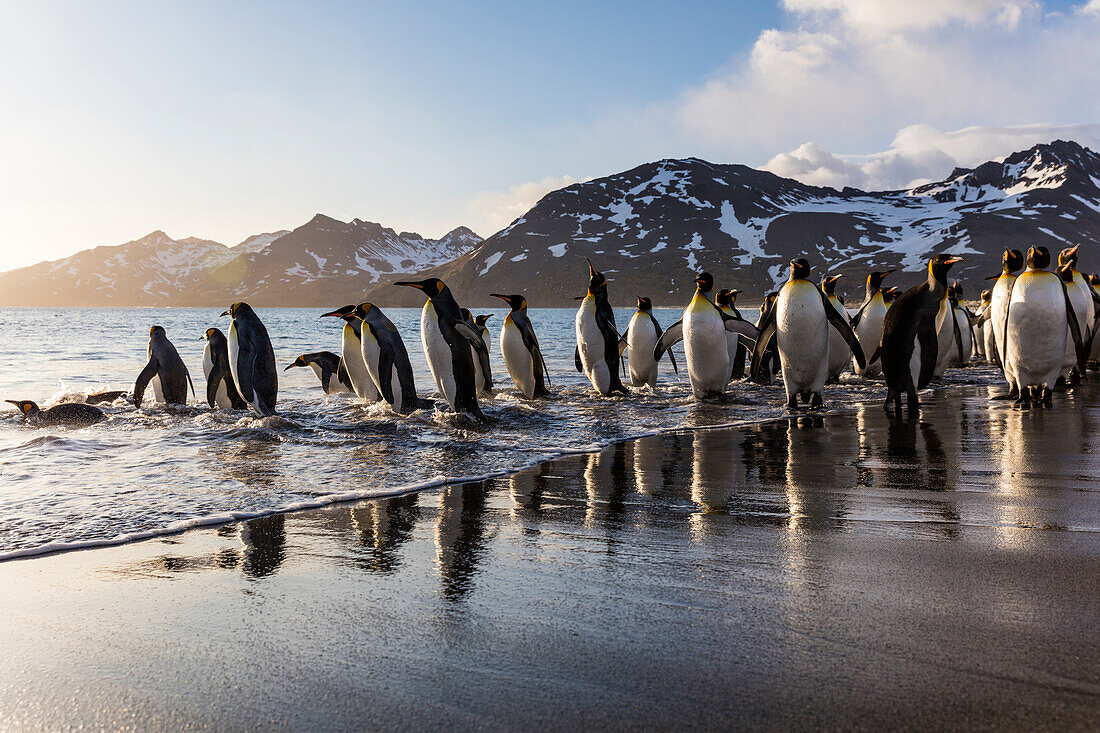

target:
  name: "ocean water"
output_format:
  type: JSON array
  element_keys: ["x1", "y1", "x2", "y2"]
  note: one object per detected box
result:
[{"x1": 0, "y1": 306, "x2": 1000, "y2": 558}]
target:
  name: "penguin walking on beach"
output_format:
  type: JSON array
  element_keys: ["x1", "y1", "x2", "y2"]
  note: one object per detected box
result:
[
  {"x1": 320, "y1": 305, "x2": 381, "y2": 403},
  {"x1": 849, "y1": 270, "x2": 894, "y2": 378},
  {"x1": 202, "y1": 327, "x2": 248, "y2": 409},
  {"x1": 354, "y1": 303, "x2": 428, "y2": 414},
  {"x1": 1004, "y1": 246, "x2": 1087, "y2": 406},
  {"x1": 973, "y1": 290, "x2": 992, "y2": 360},
  {"x1": 221, "y1": 302, "x2": 278, "y2": 417},
  {"x1": 822, "y1": 275, "x2": 851, "y2": 382},
  {"x1": 134, "y1": 326, "x2": 195, "y2": 407},
  {"x1": 625, "y1": 296, "x2": 676, "y2": 388},
  {"x1": 284, "y1": 351, "x2": 353, "y2": 395},
  {"x1": 1057, "y1": 246, "x2": 1093, "y2": 384},
  {"x1": 6, "y1": 399, "x2": 105, "y2": 427},
  {"x1": 948, "y1": 282, "x2": 972, "y2": 367},
  {"x1": 394, "y1": 278, "x2": 485, "y2": 417},
  {"x1": 751, "y1": 259, "x2": 864, "y2": 408},
  {"x1": 878, "y1": 254, "x2": 963, "y2": 412},
  {"x1": 715, "y1": 289, "x2": 747, "y2": 381},
  {"x1": 460, "y1": 308, "x2": 493, "y2": 395},
  {"x1": 987, "y1": 249, "x2": 1025, "y2": 395},
  {"x1": 655, "y1": 272, "x2": 759, "y2": 400},
  {"x1": 491, "y1": 293, "x2": 552, "y2": 398},
  {"x1": 753, "y1": 292, "x2": 781, "y2": 385},
  {"x1": 575, "y1": 260, "x2": 629, "y2": 396}
]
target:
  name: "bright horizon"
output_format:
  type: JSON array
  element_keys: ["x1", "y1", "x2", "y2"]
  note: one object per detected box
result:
[{"x1": 2, "y1": 0, "x2": 1099, "y2": 271}]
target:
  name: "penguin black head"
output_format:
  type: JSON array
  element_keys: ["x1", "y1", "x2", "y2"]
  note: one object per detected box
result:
[
  {"x1": 473, "y1": 314, "x2": 493, "y2": 329},
  {"x1": 821, "y1": 274, "x2": 841, "y2": 295},
  {"x1": 951, "y1": 280, "x2": 964, "y2": 300},
  {"x1": 715, "y1": 289, "x2": 740, "y2": 308},
  {"x1": 320, "y1": 304, "x2": 357, "y2": 322},
  {"x1": 928, "y1": 254, "x2": 963, "y2": 285},
  {"x1": 148, "y1": 325, "x2": 166, "y2": 338},
  {"x1": 761, "y1": 291, "x2": 778, "y2": 313},
  {"x1": 1027, "y1": 246, "x2": 1051, "y2": 270},
  {"x1": 352, "y1": 303, "x2": 375, "y2": 321},
  {"x1": 460, "y1": 307, "x2": 473, "y2": 322},
  {"x1": 789, "y1": 259, "x2": 811, "y2": 281},
  {"x1": 1058, "y1": 245, "x2": 1081, "y2": 268},
  {"x1": 284, "y1": 355, "x2": 310, "y2": 371},
  {"x1": 220, "y1": 302, "x2": 255, "y2": 318},
  {"x1": 868, "y1": 269, "x2": 895, "y2": 290},
  {"x1": 490, "y1": 293, "x2": 527, "y2": 311},
  {"x1": 883, "y1": 286, "x2": 901, "y2": 303},
  {"x1": 1057, "y1": 263, "x2": 1074, "y2": 283},
  {"x1": 980, "y1": 289, "x2": 992, "y2": 303},
  {"x1": 5, "y1": 399, "x2": 39, "y2": 417},
  {"x1": 585, "y1": 260, "x2": 607, "y2": 295},
  {"x1": 1003, "y1": 249, "x2": 1024, "y2": 274},
  {"x1": 693, "y1": 272, "x2": 714, "y2": 293},
  {"x1": 635, "y1": 295, "x2": 652, "y2": 312},
  {"x1": 394, "y1": 278, "x2": 446, "y2": 297},
  {"x1": 1091, "y1": 274, "x2": 1100, "y2": 287}
]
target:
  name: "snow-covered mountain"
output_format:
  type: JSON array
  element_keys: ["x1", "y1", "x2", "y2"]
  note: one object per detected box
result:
[{"x1": 375, "y1": 140, "x2": 1100, "y2": 307}]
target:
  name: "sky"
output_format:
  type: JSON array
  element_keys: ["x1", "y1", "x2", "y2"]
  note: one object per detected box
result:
[{"x1": 1, "y1": 0, "x2": 1099, "y2": 270}]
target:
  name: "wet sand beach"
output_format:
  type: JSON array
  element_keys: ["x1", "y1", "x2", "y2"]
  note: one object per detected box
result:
[{"x1": 1, "y1": 384, "x2": 1099, "y2": 730}]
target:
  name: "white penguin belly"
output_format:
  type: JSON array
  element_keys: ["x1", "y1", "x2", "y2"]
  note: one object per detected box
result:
[
  {"x1": 390, "y1": 365, "x2": 404, "y2": 412},
  {"x1": 501, "y1": 320, "x2": 536, "y2": 398},
  {"x1": 343, "y1": 325, "x2": 378, "y2": 401},
  {"x1": 151, "y1": 375, "x2": 164, "y2": 404},
  {"x1": 626, "y1": 313, "x2": 658, "y2": 388},
  {"x1": 1061, "y1": 281, "x2": 1089, "y2": 375},
  {"x1": 720, "y1": 308, "x2": 740, "y2": 383},
  {"x1": 934, "y1": 297, "x2": 953, "y2": 377},
  {"x1": 422, "y1": 302, "x2": 457, "y2": 408},
  {"x1": 826, "y1": 297, "x2": 849, "y2": 378},
  {"x1": 953, "y1": 308, "x2": 972, "y2": 364},
  {"x1": 776, "y1": 282, "x2": 829, "y2": 395},
  {"x1": 990, "y1": 276, "x2": 1014, "y2": 377},
  {"x1": 360, "y1": 329, "x2": 385, "y2": 399},
  {"x1": 683, "y1": 297, "x2": 729, "y2": 397},
  {"x1": 854, "y1": 297, "x2": 887, "y2": 377},
  {"x1": 1007, "y1": 271, "x2": 1067, "y2": 389},
  {"x1": 576, "y1": 297, "x2": 611, "y2": 395},
  {"x1": 227, "y1": 323, "x2": 253, "y2": 410}
]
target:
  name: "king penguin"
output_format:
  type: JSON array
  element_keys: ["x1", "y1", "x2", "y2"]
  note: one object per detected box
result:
[
  {"x1": 947, "y1": 282, "x2": 972, "y2": 366},
  {"x1": 6, "y1": 399, "x2": 105, "y2": 427},
  {"x1": 625, "y1": 296, "x2": 677, "y2": 388},
  {"x1": 394, "y1": 278, "x2": 485, "y2": 417},
  {"x1": 134, "y1": 325, "x2": 195, "y2": 407},
  {"x1": 878, "y1": 254, "x2": 962, "y2": 412},
  {"x1": 1004, "y1": 246, "x2": 1086, "y2": 405},
  {"x1": 751, "y1": 260, "x2": 864, "y2": 408},
  {"x1": 974, "y1": 289, "x2": 992, "y2": 360},
  {"x1": 715, "y1": 289, "x2": 746, "y2": 381},
  {"x1": 849, "y1": 269, "x2": 894, "y2": 378},
  {"x1": 821, "y1": 275, "x2": 851, "y2": 382},
  {"x1": 1057, "y1": 246, "x2": 1093, "y2": 384},
  {"x1": 460, "y1": 308, "x2": 493, "y2": 395},
  {"x1": 491, "y1": 293, "x2": 552, "y2": 398},
  {"x1": 320, "y1": 305, "x2": 381, "y2": 403},
  {"x1": 655, "y1": 272, "x2": 759, "y2": 400},
  {"x1": 988, "y1": 249, "x2": 1025, "y2": 396},
  {"x1": 575, "y1": 260, "x2": 629, "y2": 396},
  {"x1": 202, "y1": 327, "x2": 248, "y2": 409},
  {"x1": 354, "y1": 302, "x2": 428, "y2": 414},
  {"x1": 284, "y1": 351, "x2": 353, "y2": 395},
  {"x1": 221, "y1": 302, "x2": 278, "y2": 417}
]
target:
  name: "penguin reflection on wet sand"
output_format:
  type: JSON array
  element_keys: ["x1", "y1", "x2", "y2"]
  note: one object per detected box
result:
[
  {"x1": 284, "y1": 351, "x2": 353, "y2": 395},
  {"x1": 221, "y1": 302, "x2": 279, "y2": 417},
  {"x1": 575, "y1": 259, "x2": 629, "y2": 396},
  {"x1": 6, "y1": 399, "x2": 105, "y2": 427},
  {"x1": 491, "y1": 293, "x2": 552, "y2": 398},
  {"x1": 625, "y1": 296, "x2": 677, "y2": 389},
  {"x1": 134, "y1": 325, "x2": 195, "y2": 407},
  {"x1": 394, "y1": 277, "x2": 485, "y2": 417},
  {"x1": 203, "y1": 328, "x2": 248, "y2": 409}
]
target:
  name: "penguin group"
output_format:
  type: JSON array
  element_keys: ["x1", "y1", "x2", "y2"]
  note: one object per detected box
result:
[{"x1": 9, "y1": 245, "x2": 1100, "y2": 429}]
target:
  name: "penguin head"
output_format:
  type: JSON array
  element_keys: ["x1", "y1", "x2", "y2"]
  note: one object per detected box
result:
[
  {"x1": 883, "y1": 286, "x2": 902, "y2": 303},
  {"x1": 352, "y1": 303, "x2": 375, "y2": 321},
  {"x1": 635, "y1": 296, "x2": 652, "y2": 312},
  {"x1": 715, "y1": 289, "x2": 739, "y2": 308},
  {"x1": 1058, "y1": 245, "x2": 1080, "y2": 268},
  {"x1": 460, "y1": 307, "x2": 473, "y2": 323},
  {"x1": 284, "y1": 355, "x2": 309, "y2": 371},
  {"x1": 201, "y1": 327, "x2": 225, "y2": 343},
  {"x1": 1091, "y1": 274, "x2": 1100, "y2": 287},
  {"x1": 320, "y1": 305, "x2": 357, "y2": 322},
  {"x1": 5, "y1": 400, "x2": 39, "y2": 417},
  {"x1": 928, "y1": 254, "x2": 962, "y2": 284},
  {"x1": 148, "y1": 325, "x2": 166, "y2": 339},
  {"x1": 1003, "y1": 249, "x2": 1024, "y2": 273},
  {"x1": 394, "y1": 278, "x2": 446, "y2": 297},
  {"x1": 585, "y1": 260, "x2": 607, "y2": 295},
  {"x1": 980, "y1": 289, "x2": 992, "y2": 303},
  {"x1": 1027, "y1": 246, "x2": 1051, "y2": 270},
  {"x1": 693, "y1": 272, "x2": 714, "y2": 293},
  {"x1": 951, "y1": 280, "x2": 964, "y2": 300},
  {"x1": 762, "y1": 292, "x2": 778, "y2": 312},
  {"x1": 473, "y1": 314, "x2": 493, "y2": 329},
  {"x1": 490, "y1": 293, "x2": 527, "y2": 311},
  {"x1": 821, "y1": 274, "x2": 841, "y2": 295},
  {"x1": 868, "y1": 269, "x2": 895, "y2": 290},
  {"x1": 789, "y1": 259, "x2": 811, "y2": 281},
  {"x1": 220, "y1": 302, "x2": 254, "y2": 318},
  {"x1": 1057, "y1": 263, "x2": 1074, "y2": 283}
]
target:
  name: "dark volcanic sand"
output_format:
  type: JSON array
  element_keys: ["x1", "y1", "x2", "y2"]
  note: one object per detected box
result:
[{"x1": 1, "y1": 385, "x2": 1098, "y2": 730}]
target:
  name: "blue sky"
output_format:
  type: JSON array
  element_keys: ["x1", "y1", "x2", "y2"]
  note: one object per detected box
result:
[{"x1": 1, "y1": 0, "x2": 1098, "y2": 269}]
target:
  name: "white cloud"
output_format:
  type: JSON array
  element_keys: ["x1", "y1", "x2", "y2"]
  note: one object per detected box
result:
[
  {"x1": 466, "y1": 175, "x2": 588, "y2": 237},
  {"x1": 782, "y1": 0, "x2": 1038, "y2": 33},
  {"x1": 762, "y1": 122, "x2": 1100, "y2": 191},
  {"x1": 1078, "y1": 0, "x2": 1100, "y2": 16}
]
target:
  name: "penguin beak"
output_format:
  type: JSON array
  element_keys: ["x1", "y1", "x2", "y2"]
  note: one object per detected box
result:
[
  {"x1": 283, "y1": 363, "x2": 296, "y2": 371},
  {"x1": 319, "y1": 309, "x2": 342, "y2": 318},
  {"x1": 393, "y1": 281, "x2": 424, "y2": 290},
  {"x1": 884, "y1": 269, "x2": 896, "y2": 275},
  {"x1": 587, "y1": 258, "x2": 597, "y2": 276},
  {"x1": 489, "y1": 293, "x2": 509, "y2": 302},
  {"x1": 693, "y1": 275, "x2": 706, "y2": 285},
  {"x1": 573, "y1": 295, "x2": 585, "y2": 301},
  {"x1": 945, "y1": 257, "x2": 963, "y2": 265},
  {"x1": 219, "y1": 310, "x2": 230, "y2": 317},
  {"x1": 4, "y1": 400, "x2": 17, "y2": 408}
]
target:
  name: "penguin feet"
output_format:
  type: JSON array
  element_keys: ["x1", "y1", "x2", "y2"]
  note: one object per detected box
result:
[
  {"x1": 1043, "y1": 387, "x2": 1054, "y2": 406},
  {"x1": 786, "y1": 394, "x2": 799, "y2": 410},
  {"x1": 809, "y1": 392, "x2": 824, "y2": 408}
]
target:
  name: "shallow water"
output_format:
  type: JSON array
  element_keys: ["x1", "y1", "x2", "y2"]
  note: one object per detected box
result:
[{"x1": 0, "y1": 306, "x2": 1000, "y2": 557}]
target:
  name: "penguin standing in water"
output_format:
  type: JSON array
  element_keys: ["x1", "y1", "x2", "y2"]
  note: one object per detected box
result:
[
  {"x1": 751, "y1": 259, "x2": 864, "y2": 408},
  {"x1": 221, "y1": 302, "x2": 278, "y2": 417},
  {"x1": 715, "y1": 289, "x2": 747, "y2": 381},
  {"x1": 394, "y1": 278, "x2": 485, "y2": 417},
  {"x1": 284, "y1": 351, "x2": 353, "y2": 395},
  {"x1": 654, "y1": 272, "x2": 759, "y2": 400},
  {"x1": 878, "y1": 254, "x2": 962, "y2": 412},
  {"x1": 6, "y1": 399, "x2": 104, "y2": 427},
  {"x1": 575, "y1": 260, "x2": 629, "y2": 396},
  {"x1": 947, "y1": 282, "x2": 972, "y2": 366},
  {"x1": 134, "y1": 326, "x2": 195, "y2": 407},
  {"x1": 460, "y1": 308, "x2": 493, "y2": 395},
  {"x1": 202, "y1": 327, "x2": 248, "y2": 409},
  {"x1": 320, "y1": 305, "x2": 380, "y2": 403},
  {"x1": 822, "y1": 275, "x2": 851, "y2": 382},
  {"x1": 354, "y1": 302, "x2": 428, "y2": 414},
  {"x1": 1004, "y1": 246, "x2": 1086, "y2": 406},
  {"x1": 988, "y1": 249, "x2": 1025, "y2": 395},
  {"x1": 974, "y1": 290, "x2": 992, "y2": 360},
  {"x1": 625, "y1": 296, "x2": 676, "y2": 388},
  {"x1": 491, "y1": 293, "x2": 552, "y2": 398},
  {"x1": 850, "y1": 270, "x2": 894, "y2": 378}
]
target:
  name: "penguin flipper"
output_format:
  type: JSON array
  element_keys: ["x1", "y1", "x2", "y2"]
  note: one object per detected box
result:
[
  {"x1": 574, "y1": 346, "x2": 583, "y2": 373},
  {"x1": 206, "y1": 372, "x2": 220, "y2": 408},
  {"x1": 1062, "y1": 281, "x2": 1088, "y2": 372},
  {"x1": 133, "y1": 358, "x2": 158, "y2": 407},
  {"x1": 376, "y1": 349, "x2": 396, "y2": 405},
  {"x1": 185, "y1": 365, "x2": 196, "y2": 400},
  {"x1": 720, "y1": 311, "x2": 759, "y2": 341},
  {"x1": 850, "y1": 301, "x2": 869, "y2": 330},
  {"x1": 951, "y1": 309, "x2": 964, "y2": 362},
  {"x1": 916, "y1": 318, "x2": 939, "y2": 389},
  {"x1": 337, "y1": 358, "x2": 354, "y2": 391},
  {"x1": 652, "y1": 319, "x2": 683, "y2": 363},
  {"x1": 749, "y1": 299, "x2": 778, "y2": 383},
  {"x1": 821, "y1": 289, "x2": 865, "y2": 369}
]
